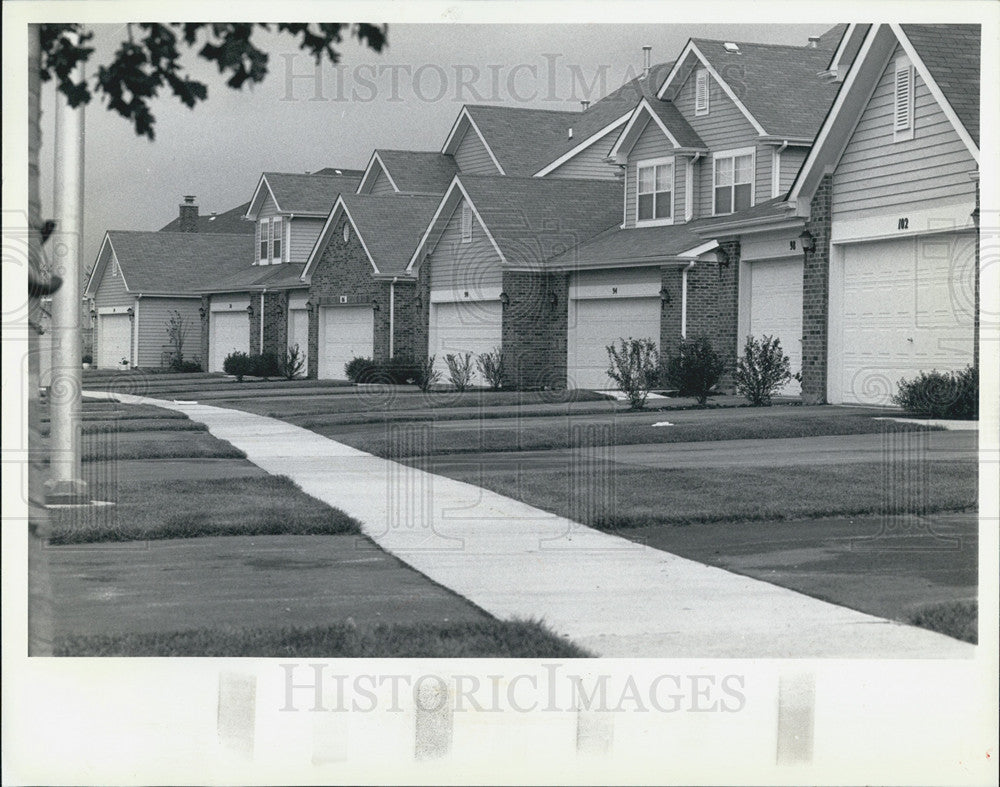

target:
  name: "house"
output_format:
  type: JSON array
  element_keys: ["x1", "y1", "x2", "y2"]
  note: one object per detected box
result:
[
  {"x1": 779, "y1": 23, "x2": 981, "y2": 405},
  {"x1": 538, "y1": 30, "x2": 847, "y2": 390},
  {"x1": 355, "y1": 149, "x2": 458, "y2": 196},
  {"x1": 85, "y1": 229, "x2": 251, "y2": 369},
  {"x1": 407, "y1": 174, "x2": 623, "y2": 388},
  {"x1": 198, "y1": 168, "x2": 363, "y2": 372},
  {"x1": 159, "y1": 196, "x2": 255, "y2": 234}
]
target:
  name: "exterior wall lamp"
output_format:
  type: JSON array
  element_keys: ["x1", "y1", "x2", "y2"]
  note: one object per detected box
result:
[
  {"x1": 499, "y1": 291, "x2": 510, "y2": 307},
  {"x1": 198, "y1": 306, "x2": 207, "y2": 321},
  {"x1": 126, "y1": 306, "x2": 134, "y2": 321},
  {"x1": 372, "y1": 297, "x2": 380, "y2": 311},
  {"x1": 659, "y1": 287, "x2": 672, "y2": 305},
  {"x1": 246, "y1": 304, "x2": 254, "y2": 316},
  {"x1": 305, "y1": 300, "x2": 314, "y2": 314},
  {"x1": 798, "y1": 229, "x2": 816, "y2": 254},
  {"x1": 714, "y1": 247, "x2": 730, "y2": 268},
  {"x1": 548, "y1": 291, "x2": 558, "y2": 308}
]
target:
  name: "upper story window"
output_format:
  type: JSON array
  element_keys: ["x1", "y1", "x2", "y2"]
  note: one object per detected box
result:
[
  {"x1": 893, "y1": 55, "x2": 915, "y2": 142},
  {"x1": 636, "y1": 158, "x2": 674, "y2": 225},
  {"x1": 694, "y1": 68, "x2": 709, "y2": 116},
  {"x1": 461, "y1": 203, "x2": 473, "y2": 243},
  {"x1": 271, "y1": 217, "x2": 283, "y2": 262},
  {"x1": 713, "y1": 148, "x2": 754, "y2": 215},
  {"x1": 257, "y1": 220, "x2": 268, "y2": 264}
]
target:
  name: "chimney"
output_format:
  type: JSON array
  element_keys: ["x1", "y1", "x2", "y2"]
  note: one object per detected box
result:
[
  {"x1": 580, "y1": 100, "x2": 590, "y2": 111},
  {"x1": 642, "y1": 45, "x2": 652, "y2": 78},
  {"x1": 808, "y1": 35, "x2": 820, "y2": 49},
  {"x1": 179, "y1": 195, "x2": 198, "y2": 233}
]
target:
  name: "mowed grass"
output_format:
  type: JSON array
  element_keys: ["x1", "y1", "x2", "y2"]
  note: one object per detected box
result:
[
  {"x1": 909, "y1": 600, "x2": 978, "y2": 644},
  {"x1": 49, "y1": 475, "x2": 360, "y2": 544},
  {"x1": 435, "y1": 461, "x2": 978, "y2": 529},
  {"x1": 53, "y1": 619, "x2": 589, "y2": 657},
  {"x1": 77, "y1": 430, "x2": 245, "y2": 461},
  {"x1": 40, "y1": 418, "x2": 207, "y2": 435},
  {"x1": 332, "y1": 411, "x2": 940, "y2": 458}
]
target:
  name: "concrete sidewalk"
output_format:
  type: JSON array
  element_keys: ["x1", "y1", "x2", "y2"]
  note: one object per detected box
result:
[{"x1": 86, "y1": 390, "x2": 974, "y2": 658}]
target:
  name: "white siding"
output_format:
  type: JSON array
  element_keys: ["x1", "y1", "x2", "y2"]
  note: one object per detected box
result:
[
  {"x1": 753, "y1": 143, "x2": 773, "y2": 205},
  {"x1": 289, "y1": 216, "x2": 326, "y2": 263},
  {"x1": 624, "y1": 119, "x2": 682, "y2": 227},
  {"x1": 428, "y1": 201, "x2": 503, "y2": 294},
  {"x1": 833, "y1": 44, "x2": 977, "y2": 220},
  {"x1": 779, "y1": 147, "x2": 808, "y2": 195},
  {"x1": 546, "y1": 127, "x2": 622, "y2": 180},
  {"x1": 136, "y1": 297, "x2": 202, "y2": 368},
  {"x1": 93, "y1": 248, "x2": 131, "y2": 308},
  {"x1": 453, "y1": 129, "x2": 500, "y2": 174},
  {"x1": 368, "y1": 167, "x2": 396, "y2": 194},
  {"x1": 258, "y1": 190, "x2": 279, "y2": 219}
]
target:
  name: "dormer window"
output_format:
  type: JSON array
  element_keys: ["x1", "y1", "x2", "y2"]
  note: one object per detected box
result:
[
  {"x1": 258, "y1": 220, "x2": 268, "y2": 263},
  {"x1": 271, "y1": 217, "x2": 283, "y2": 262},
  {"x1": 461, "y1": 203, "x2": 473, "y2": 243},
  {"x1": 636, "y1": 158, "x2": 674, "y2": 225},
  {"x1": 893, "y1": 55, "x2": 915, "y2": 142},
  {"x1": 695, "y1": 68, "x2": 709, "y2": 116},
  {"x1": 713, "y1": 148, "x2": 754, "y2": 215}
]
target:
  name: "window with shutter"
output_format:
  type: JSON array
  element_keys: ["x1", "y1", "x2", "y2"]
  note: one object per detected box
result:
[
  {"x1": 461, "y1": 203, "x2": 473, "y2": 243},
  {"x1": 258, "y1": 220, "x2": 268, "y2": 264},
  {"x1": 695, "y1": 68, "x2": 709, "y2": 116},
  {"x1": 272, "y1": 217, "x2": 283, "y2": 262},
  {"x1": 893, "y1": 56, "x2": 914, "y2": 141}
]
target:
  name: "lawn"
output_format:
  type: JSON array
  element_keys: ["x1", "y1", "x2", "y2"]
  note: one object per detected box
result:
[
  {"x1": 909, "y1": 600, "x2": 977, "y2": 644},
  {"x1": 53, "y1": 619, "x2": 588, "y2": 657}
]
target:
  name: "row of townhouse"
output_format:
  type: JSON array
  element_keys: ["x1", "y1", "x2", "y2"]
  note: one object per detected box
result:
[{"x1": 85, "y1": 23, "x2": 980, "y2": 406}]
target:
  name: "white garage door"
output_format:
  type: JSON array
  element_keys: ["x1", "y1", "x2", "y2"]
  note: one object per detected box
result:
[
  {"x1": 567, "y1": 297, "x2": 661, "y2": 390},
  {"x1": 287, "y1": 308, "x2": 309, "y2": 376},
  {"x1": 428, "y1": 300, "x2": 502, "y2": 384},
  {"x1": 833, "y1": 233, "x2": 976, "y2": 405},
  {"x1": 98, "y1": 313, "x2": 132, "y2": 369},
  {"x1": 318, "y1": 305, "x2": 373, "y2": 379},
  {"x1": 747, "y1": 258, "x2": 803, "y2": 396},
  {"x1": 210, "y1": 311, "x2": 249, "y2": 372}
]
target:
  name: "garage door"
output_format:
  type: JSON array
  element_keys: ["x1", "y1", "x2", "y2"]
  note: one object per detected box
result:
[
  {"x1": 833, "y1": 233, "x2": 975, "y2": 405},
  {"x1": 428, "y1": 300, "x2": 502, "y2": 384},
  {"x1": 287, "y1": 308, "x2": 309, "y2": 376},
  {"x1": 318, "y1": 305, "x2": 373, "y2": 379},
  {"x1": 747, "y1": 258, "x2": 803, "y2": 396},
  {"x1": 567, "y1": 297, "x2": 661, "y2": 390},
  {"x1": 210, "y1": 311, "x2": 249, "y2": 373},
  {"x1": 97, "y1": 313, "x2": 132, "y2": 368}
]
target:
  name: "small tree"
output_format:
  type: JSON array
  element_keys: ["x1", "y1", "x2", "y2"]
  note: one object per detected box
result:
[
  {"x1": 280, "y1": 343, "x2": 306, "y2": 380},
  {"x1": 663, "y1": 337, "x2": 725, "y2": 406},
  {"x1": 606, "y1": 337, "x2": 659, "y2": 409},
  {"x1": 445, "y1": 353, "x2": 474, "y2": 392},
  {"x1": 223, "y1": 350, "x2": 252, "y2": 382},
  {"x1": 165, "y1": 309, "x2": 189, "y2": 369},
  {"x1": 416, "y1": 356, "x2": 441, "y2": 392},
  {"x1": 735, "y1": 335, "x2": 792, "y2": 406},
  {"x1": 476, "y1": 347, "x2": 504, "y2": 390}
]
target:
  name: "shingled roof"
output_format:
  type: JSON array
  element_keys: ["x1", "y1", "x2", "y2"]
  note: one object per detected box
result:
[
  {"x1": 544, "y1": 220, "x2": 711, "y2": 270},
  {"x1": 901, "y1": 24, "x2": 980, "y2": 145},
  {"x1": 201, "y1": 263, "x2": 307, "y2": 293},
  {"x1": 461, "y1": 105, "x2": 583, "y2": 176},
  {"x1": 159, "y1": 201, "x2": 254, "y2": 234},
  {"x1": 90, "y1": 231, "x2": 252, "y2": 295},
  {"x1": 256, "y1": 170, "x2": 364, "y2": 215},
  {"x1": 369, "y1": 151, "x2": 458, "y2": 195},
  {"x1": 341, "y1": 195, "x2": 441, "y2": 274}
]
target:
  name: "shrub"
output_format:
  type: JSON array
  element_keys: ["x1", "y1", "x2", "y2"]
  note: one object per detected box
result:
[
  {"x1": 165, "y1": 310, "x2": 190, "y2": 370},
  {"x1": 663, "y1": 337, "x2": 725, "y2": 406},
  {"x1": 171, "y1": 359, "x2": 202, "y2": 373},
  {"x1": 280, "y1": 344, "x2": 306, "y2": 380},
  {"x1": 476, "y1": 347, "x2": 504, "y2": 390},
  {"x1": 445, "y1": 353, "x2": 474, "y2": 391},
  {"x1": 345, "y1": 356, "x2": 377, "y2": 383},
  {"x1": 893, "y1": 366, "x2": 978, "y2": 420},
  {"x1": 606, "y1": 337, "x2": 659, "y2": 409},
  {"x1": 735, "y1": 334, "x2": 792, "y2": 406},
  {"x1": 384, "y1": 357, "x2": 422, "y2": 384},
  {"x1": 223, "y1": 351, "x2": 252, "y2": 382},
  {"x1": 416, "y1": 356, "x2": 440, "y2": 392},
  {"x1": 82, "y1": 354, "x2": 92, "y2": 365},
  {"x1": 252, "y1": 352, "x2": 281, "y2": 381}
]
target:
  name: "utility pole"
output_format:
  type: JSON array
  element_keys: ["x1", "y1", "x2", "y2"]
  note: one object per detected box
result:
[{"x1": 45, "y1": 30, "x2": 87, "y2": 503}]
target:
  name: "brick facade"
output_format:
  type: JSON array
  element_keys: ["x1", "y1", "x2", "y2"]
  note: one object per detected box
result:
[
  {"x1": 658, "y1": 266, "x2": 684, "y2": 357},
  {"x1": 800, "y1": 174, "x2": 833, "y2": 404},
  {"x1": 199, "y1": 295, "x2": 210, "y2": 367},
  {"x1": 249, "y1": 294, "x2": 262, "y2": 355},
  {"x1": 500, "y1": 270, "x2": 569, "y2": 389},
  {"x1": 262, "y1": 291, "x2": 286, "y2": 356}
]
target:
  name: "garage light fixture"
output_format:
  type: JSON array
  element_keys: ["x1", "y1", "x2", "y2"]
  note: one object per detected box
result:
[
  {"x1": 499, "y1": 292, "x2": 510, "y2": 307},
  {"x1": 126, "y1": 306, "x2": 134, "y2": 321},
  {"x1": 548, "y1": 291, "x2": 558, "y2": 308},
  {"x1": 371, "y1": 297, "x2": 380, "y2": 311},
  {"x1": 246, "y1": 304, "x2": 254, "y2": 316},
  {"x1": 798, "y1": 229, "x2": 816, "y2": 254},
  {"x1": 198, "y1": 306, "x2": 207, "y2": 321},
  {"x1": 659, "y1": 287, "x2": 672, "y2": 305},
  {"x1": 714, "y1": 248, "x2": 730, "y2": 268},
  {"x1": 305, "y1": 300, "x2": 314, "y2": 314}
]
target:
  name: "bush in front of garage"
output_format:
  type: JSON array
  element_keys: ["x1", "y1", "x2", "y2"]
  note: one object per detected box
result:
[
  {"x1": 606, "y1": 337, "x2": 660, "y2": 410},
  {"x1": 223, "y1": 351, "x2": 281, "y2": 382},
  {"x1": 893, "y1": 365, "x2": 978, "y2": 420},
  {"x1": 734, "y1": 335, "x2": 792, "y2": 406},
  {"x1": 345, "y1": 356, "x2": 425, "y2": 385},
  {"x1": 224, "y1": 351, "x2": 253, "y2": 382},
  {"x1": 661, "y1": 336, "x2": 725, "y2": 406}
]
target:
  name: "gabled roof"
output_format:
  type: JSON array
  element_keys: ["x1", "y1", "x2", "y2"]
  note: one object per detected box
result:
[
  {"x1": 159, "y1": 201, "x2": 254, "y2": 234},
  {"x1": 687, "y1": 196, "x2": 801, "y2": 236},
  {"x1": 357, "y1": 150, "x2": 458, "y2": 195},
  {"x1": 199, "y1": 263, "x2": 307, "y2": 294},
  {"x1": 302, "y1": 194, "x2": 440, "y2": 279},
  {"x1": 408, "y1": 175, "x2": 623, "y2": 271},
  {"x1": 86, "y1": 231, "x2": 252, "y2": 296},
  {"x1": 608, "y1": 97, "x2": 706, "y2": 162},
  {"x1": 658, "y1": 37, "x2": 843, "y2": 140},
  {"x1": 246, "y1": 170, "x2": 363, "y2": 218},
  {"x1": 544, "y1": 220, "x2": 716, "y2": 270},
  {"x1": 788, "y1": 23, "x2": 981, "y2": 212}
]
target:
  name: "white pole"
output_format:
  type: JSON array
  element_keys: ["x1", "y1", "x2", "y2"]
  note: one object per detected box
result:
[{"x1": 47, "y1": 36, "x2": 87, "y2": 501}]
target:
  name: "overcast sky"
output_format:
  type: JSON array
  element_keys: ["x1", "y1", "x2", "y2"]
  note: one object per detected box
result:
[{"x1": 39, "y1": 23, "x2": 832, "y2": 268}]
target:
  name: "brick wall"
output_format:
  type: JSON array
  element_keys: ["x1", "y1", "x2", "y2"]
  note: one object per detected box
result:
[
  {"x1": 262, "y1": 291, "x2": 286, "y2": 356},
  {"x1": 800, "y1": 174, "x2": 833, "y2": 404},
  {"x1": 249, "y1": 294, "x2": 262, "y2": 355},
  {"x1": 659, "y1": 266, "x2": 684, "y2": 357},
  {"x1": 199, "y1": 295, "x2": 210, "y2": 368},
  {"x1": 501, "y1": 270, "x2": 569, "y2": 389},
  {"x1": 676, "y1": 249, "x2": 739, "y2": 392}
]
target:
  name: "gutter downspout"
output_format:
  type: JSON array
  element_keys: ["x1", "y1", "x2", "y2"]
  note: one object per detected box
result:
[
  {"x1": 680, "y1": 262, "x2": 695, "y2": 339},
  {"x1": 260, "y1": 290, "x2": 266, "y2": 353},
  {"x1": 389, "y1": 277, "x2": 398, "y2": 358}
]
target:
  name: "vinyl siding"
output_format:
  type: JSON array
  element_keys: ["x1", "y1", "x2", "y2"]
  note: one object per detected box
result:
[
  {"x1": 779, "y1": 147, "x2": 808, "y2": 195},
  {"x1": 136, "y1": 297, "x2": 201, "y2": 367},
  {"x1": 93, "y1": 248, "x2": 132, "y2": 308},
  {"x1": 624, "y1": 119, "x2": 683, "y2": 228},
  {"x1": 289, "y1": 216, "x2": 326, "y2": 263},
  {"x1": 368, "y1": 167, "x2": 396, "y2": 194},
  {"x1": 453, "y1": 128, "x2": 500, "y2": 174},
  {"x1": 428, "y1": 200, "x2": 503, "y2": 294},
  {"x1": 674, "y1": 64, "x2": 760, "y2": 218},
  {"x1": 754, "y1": 144, "x2": 773, "y2": 204},
  {"x1": 833, "y1": 44, "x2": 977, "y2": 219},
  {"x1": 258, "y1": 190, "x2": 279, "y2": 219},
  {"x1": 546, "y1": 126, "x2": 622, "y2": 180}
]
